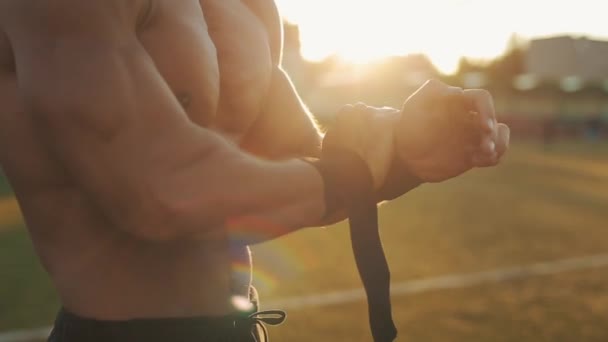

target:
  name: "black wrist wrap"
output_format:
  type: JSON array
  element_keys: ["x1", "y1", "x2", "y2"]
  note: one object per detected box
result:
[
  {"x1": 303, "y1": 134, "x2": 413, "y2": 342},
  {"x1": 303, "y1": 147, "x2": 374, "y2": 218}
]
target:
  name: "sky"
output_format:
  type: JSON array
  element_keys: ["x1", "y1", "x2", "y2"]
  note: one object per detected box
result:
[{"x1": 274, "y1": 0, "x2": 608, "y2": 74}]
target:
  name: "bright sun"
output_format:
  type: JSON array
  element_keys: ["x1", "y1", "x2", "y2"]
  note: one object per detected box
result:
[
  {"x1": 274, "y1": 0, "x2": 507, "y2": 74},
  {"x1": 274, "y1": 0, "x2": 608, "y2": 74}
]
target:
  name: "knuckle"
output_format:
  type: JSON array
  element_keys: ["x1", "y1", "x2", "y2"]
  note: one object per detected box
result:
[
  {"x1": 478, "y1": 89, "x2": 492, "y2": 100},
  {"x1": 447, "y1": 86, "x2": 465, "y2": 96},
  {"x1": 420, "y1": 79, "x2": 462, "y2": 100},
  {"x1": 353, "y1": 103, "x2": 375, "y2": 120},
  {"x1": 337, "y1": 104, "x2": 354, "y2": 116},
  {"x1": 423, "y1": 79, "x2": 447, "y2": 92},
  {"x1": 353, "y1": 102, "x2": 368, "y2": 111},
  {"x1": 424, "y1": 78, "x2": 442, "y2": 88},
  {"x1": 467, "y1": 88, "x2": 492, "y2": 99}
]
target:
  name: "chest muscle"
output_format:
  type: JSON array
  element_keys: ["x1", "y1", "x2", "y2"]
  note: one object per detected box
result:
[{"x1": 138, "y1": 0, "x2": 274, "y2": 140}]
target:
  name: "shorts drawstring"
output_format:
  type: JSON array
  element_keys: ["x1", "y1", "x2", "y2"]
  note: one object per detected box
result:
[{"x1": 234, "y1": 310, "x2": 286, "y2": 342}]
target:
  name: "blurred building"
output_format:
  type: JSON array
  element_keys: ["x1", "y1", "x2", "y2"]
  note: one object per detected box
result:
[
  {"x1": 498, "y1": 36, "x2": 608, "y2": 139},
  {"x1": 526, "y1": 36, "x2": 608, "y2": 82}
]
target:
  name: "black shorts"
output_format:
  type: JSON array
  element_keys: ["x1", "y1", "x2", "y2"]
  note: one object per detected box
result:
[{"x1": 48, "y1": 288, "x2": 282, "y2": 342}]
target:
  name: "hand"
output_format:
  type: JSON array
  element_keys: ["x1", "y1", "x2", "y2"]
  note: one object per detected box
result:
[
  {"x1": 324, "y1": 103, "x2": 401, "y2": 190},
  {"x1": 395, "y1": 80, "x2": 510, "y2": 183}
]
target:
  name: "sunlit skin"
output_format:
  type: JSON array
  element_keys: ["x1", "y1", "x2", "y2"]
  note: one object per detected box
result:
[
  {"x1": 276, "y1": 0, "x2": 608, "y2": 73},
  {"x1": 0, "y1": 1, "x2": 507, "y2": 340}
]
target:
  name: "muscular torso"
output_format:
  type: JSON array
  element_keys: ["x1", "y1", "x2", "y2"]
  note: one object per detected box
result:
[{"x1": 0, "y1": 0, "x2": 284, "y2": 319}]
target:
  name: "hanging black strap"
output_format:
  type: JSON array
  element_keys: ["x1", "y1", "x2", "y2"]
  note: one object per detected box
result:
[
  {"x1": 316, "y1": 140, "x2": 398, "y2": 342},
  {"x1": 349, "y1": 201, "x2": 397, "y2": 342},
  {"x1": 313, "y1": 121, "x2": 427, "y2": 342},
  {"x1": 312, "y1": 96, "x2": 474, "y2": 341}
]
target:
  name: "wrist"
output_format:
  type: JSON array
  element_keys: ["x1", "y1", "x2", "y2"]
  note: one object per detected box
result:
[
  {"x1": 301, "y1": 146, "x2": 374, "y2": 219},
  {"x1": 375, "y1": 153, "x2": 423, "y2": 202}
]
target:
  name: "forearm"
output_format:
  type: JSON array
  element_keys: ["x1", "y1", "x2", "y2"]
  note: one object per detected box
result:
[
  {"x1": 222, "y1": 102, "x2": 425, "y2": 243},
  {"x1": 204, "y1": 157, "x2": 327, "y2": 240},
  {"x1": 136, "y1": 126, "x2": 328, "y2": 242}
]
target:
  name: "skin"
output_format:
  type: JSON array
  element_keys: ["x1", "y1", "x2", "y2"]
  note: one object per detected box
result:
[{"x1": 0, "y1": 0, "x2": 508, "y2": 323}]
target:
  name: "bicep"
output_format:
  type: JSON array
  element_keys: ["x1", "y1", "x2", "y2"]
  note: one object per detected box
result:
[
  {"x1": 237, "y1": 1, "x2": 321, "y2": 157},
  {"x1": 243, "y1": 0, "x2": 283, "y2": 64},
  {"x1": 243, "y1": 67, "x2": 322, "y2": 158}
]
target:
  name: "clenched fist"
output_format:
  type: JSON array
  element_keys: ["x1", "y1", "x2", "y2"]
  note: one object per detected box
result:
[{"x1": 396, "y1": 79, "x2": 510, "y2": 182}]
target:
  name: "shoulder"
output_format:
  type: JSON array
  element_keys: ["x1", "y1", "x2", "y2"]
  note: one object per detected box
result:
[
  {"x1": 0, "y1": 0, "x2": 146, "y2": 39},
  {"x1": 243, "y1": 0, "x2": 283, "y2": 64}
]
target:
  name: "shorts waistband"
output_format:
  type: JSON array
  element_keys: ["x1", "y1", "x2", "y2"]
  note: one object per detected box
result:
[{"x1": 49, "y1": 308, "x2": 239, "y2": 342}]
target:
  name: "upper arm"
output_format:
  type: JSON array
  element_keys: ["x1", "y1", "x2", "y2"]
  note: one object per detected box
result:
[
  {"x1": 1, "y1": 0, "x2": 326, "y2": 241},
  {"x1": 242, "y1": 67, "x2": 322, "y2": 158},
  {"x1": 237, "y1": 1, "x2": 321, "y2": 158},
  {"x1": 243, "y1": 0, "x2": 283, "y2": 65}
]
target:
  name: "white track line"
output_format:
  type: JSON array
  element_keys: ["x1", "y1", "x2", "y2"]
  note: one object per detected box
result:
[
  {"x1": 265, "y1": 253, "x2": 608, "y2": 309},
  {"x1": 4, "y1": 253, "x2": 608, "y2": 342}
]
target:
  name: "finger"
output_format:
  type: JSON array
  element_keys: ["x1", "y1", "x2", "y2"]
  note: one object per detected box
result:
[
  {"x1": 463, "y1": 89, "x2": 496, "y2": 134},
  {"x1": 479, "y1": 135, "x2": 496, "y2": 155},
  {"x1": 416, "y1": 79, "x2": 463, "y2": 101},
  {"x1": 444, "y1": 85, "x2": 465, "y2": 96},
  {"x1": 449, "y1": 109, "x2": 483, "y2": 150},
  {"x1": 338, "y1": 103, "x2": 354, "y2": 114},
  {"x1": 470, "y1": 135, "x2": 497, "y2": 168},
  {"x1": 430, "y1": 84, "x2": 480, "y2": 141},
  {"x1": 451, "y1": 120, "x2": 487, "y2": 165},
  {"x1": 414, "y1": 80, "x2": 468, "y2": 133},
  {"x1": 472, "y1": 151, "x2": 498, "y2": 168},
  {"x1": 462, "y1": 110, "x2": 484, "y2": 146},
  {"x1": 473, "y1": 124, "x2": 510, "y2": 167},
  {"x1": 495, "y1": 123, "x2": 510, "y2": 159}
]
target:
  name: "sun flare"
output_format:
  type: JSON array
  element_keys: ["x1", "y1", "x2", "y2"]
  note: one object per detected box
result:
[{"x1": 275, "y1": 0, "x2": 608, "y2": 74}]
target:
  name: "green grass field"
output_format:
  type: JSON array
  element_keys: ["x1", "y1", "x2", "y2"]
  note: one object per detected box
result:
[{"x1": 1, "y1": 142, "x2": 608, "y2": 341}]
